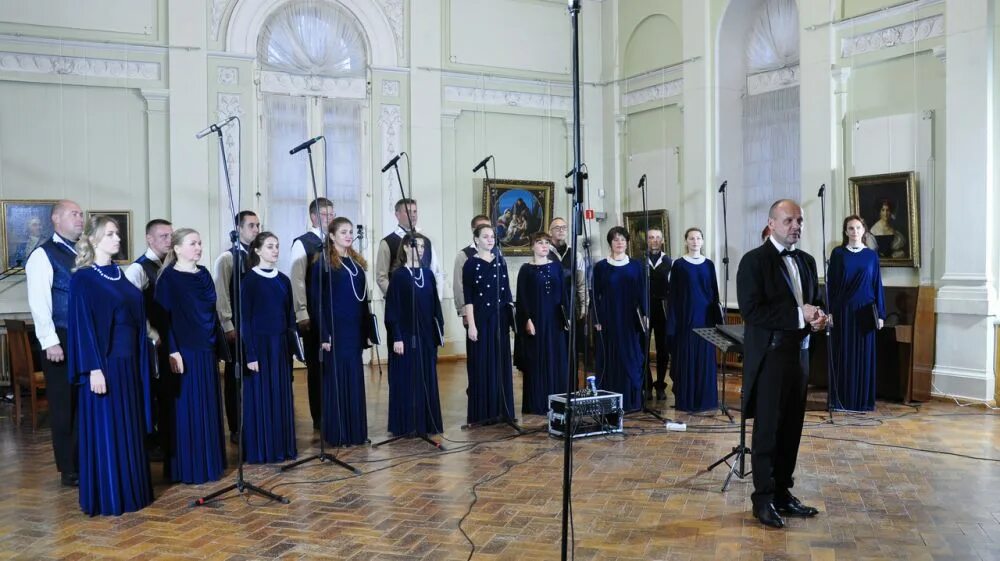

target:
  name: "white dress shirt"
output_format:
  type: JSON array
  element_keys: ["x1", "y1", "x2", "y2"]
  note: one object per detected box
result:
[
  {"x1": 124, "y1": 248, "x2": 162, "y2": 291},
  {"x1": 25, "y1": 234, "x2": 77, "y2": 350},
  {"x1": 768, "y1": 235, "x2": 805, "y2": 329},
  {"x1": 289, "y1": 227, "x2": 323, "y2": 323}
]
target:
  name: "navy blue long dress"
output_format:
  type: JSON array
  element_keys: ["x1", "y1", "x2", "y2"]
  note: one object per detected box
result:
[
  {"x1": 463, "y1": 255, "x2": 515, "y2": 424},
  {"x1": 155, "y1": 265, "x2": 226, "y2": 484},
  {"x1": 309, "y1": 256, "x2": 369, "y2": 447},
  {"x1": 828, "y1": 246, "x2": 885, "y2": 411},
  {"x1": 667, "y1": 257, "x2": 722, "y2": 412},
  {"x1": 384, "y1": 266, "x2": 444, "y2": 435},
  {"x1": 68, "y1": 264, "x2": 154, "y2": 516},
  {"x1": 516, "y1": 261, "x2": 568, "y2": 415},
  {"x1": 593, "y1": 258, "x2": 647, "y2": 412},
  {"x1": 240, "y1": 267, "x2": 297, "y2": 463}
]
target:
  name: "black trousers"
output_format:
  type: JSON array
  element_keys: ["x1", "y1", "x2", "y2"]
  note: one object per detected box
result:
[
  {"x1": 302, "y1": 326, "x2": 322, "y2": 427},
  {"x1": 41, "y1": 328, "x2": 77, "y2": 475},
  {"x1": 646, "y1": 299, "x2": 669, "y2": 391},
  {"x1": 222, "y1": 355, "x2": 240, "y2": 435},
  {"x1": 750, "y1": 344, "x2": 809, "y2": 507}
]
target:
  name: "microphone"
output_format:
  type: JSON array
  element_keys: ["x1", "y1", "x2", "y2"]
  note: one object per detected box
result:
[
  {"x1": 289, "y1": 136, "x2": 323, "y2": 155},
  {"x1": 356, "y1": 224, "x2": 365, "y2": 240},
  {"x1": 637, "y1": 174, "x2": 646, "y2": 189},
  {"x1": 194, "y1": 116, "x2": 236, "y2": 139},
  {"x1": 472, "y1": 155, "x2": 493, "y2": 173},
  {"x1": 381, "y1": 153, "x2": 402, "y2": 173},
  {"x1": 818, "y1": 183, "x2": 826, "y2": 197},
  {"x1": 718, "y1": 180, "x2": 727, "y2": 193}
]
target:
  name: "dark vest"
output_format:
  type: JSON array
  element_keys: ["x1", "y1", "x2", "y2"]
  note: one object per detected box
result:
[
  {"x1": 384, "y1": 231, "x2": 433, "y2": 272},
  {"x1": 548, "y1": 244, "x2": 575, "y2": 296},
  {"x1": 227, "y1": 243, "x2": 250, "y2": 311},
  {"x1": 462, "y1": 246, "x2": 477, "y2": 259},
  {"x1": 295, "y1": 232, "x2": 323, "y2": 302},
  {"x1": 38, "y1": 237, "x2": 77, "y2": 330},
  {"x1": 648, "y1": 252, "x2": 672, "y2": 301},
  {"x1": 135, "y1": 254, "x2": 167, "y2": 331}
]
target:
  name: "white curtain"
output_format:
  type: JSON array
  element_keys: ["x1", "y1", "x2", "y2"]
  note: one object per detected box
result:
[
  {"x1": 746, "y1": 0, "x2": 799, "y2": 73},
  {"x1": 742, "y1": 86, "x2": 800, "y2": 250},
  {"x1": 258, "y1": 1, "x2": 367, "y2": 77},
  {"x1": 323, "y1": 99, "x2": 364, "y2": 235},
  {"x1": 263, "y1": 94, "x2": 309, "y2": 273}
]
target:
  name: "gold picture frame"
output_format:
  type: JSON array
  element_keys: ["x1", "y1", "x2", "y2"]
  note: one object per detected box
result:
[
  {"x1": 0, "y1": 199, "x2": 59, "y2": 271},
  {"x1": 622, "y1": 209, "x2": 670, "y2": 259},
  {"x1": 481, "y1": 179, "x2": 555, "y2": 256},
  {"x1": 848, "y1": 172, "x2": 919, "y2": 268}
]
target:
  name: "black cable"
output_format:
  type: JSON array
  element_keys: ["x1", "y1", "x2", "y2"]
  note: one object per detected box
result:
[{"x1": 804, "y1": 433, "x2": 1000, "y2": 463}]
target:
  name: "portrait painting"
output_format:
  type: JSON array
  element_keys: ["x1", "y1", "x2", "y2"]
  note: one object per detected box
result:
[
  {"x1": 1, "y1": 200, "x2": 58, "y2": 270},
  {"x1": 623, "y1": 209, "x2": 670, "y2": 259},
  {"x1": 849, "y1": 171, "x2": 919, "y2": 268},
  {"x1": 86, "y1": 211, "x2": 133, "y2": 264},
  {"x1": 481, "y1": 179, "x2": 554, "y2": 256}
]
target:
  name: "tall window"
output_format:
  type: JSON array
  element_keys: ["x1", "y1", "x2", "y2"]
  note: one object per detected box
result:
[{"x1": 257, "y1": 0, "x2": 367, "y2": 272}]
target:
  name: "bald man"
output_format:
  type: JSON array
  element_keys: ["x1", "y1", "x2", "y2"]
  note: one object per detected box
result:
[{"x1": 25, "y1": 199, "x2": 85, "y2": 487}]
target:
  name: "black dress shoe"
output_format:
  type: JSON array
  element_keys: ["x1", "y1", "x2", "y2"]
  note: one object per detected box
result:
[
  {"x1": 753, "y1": 503, "x2": 785, "y2": 529},
  {"x1": 61, "y1": 472, "x2": 79, "y2": 487},
  {"x1": 774, "y1": 495, "x2": 819, "y2": 517},
  {"x1": 656, "y1": 389, "x2": 667, "y2": 401}
]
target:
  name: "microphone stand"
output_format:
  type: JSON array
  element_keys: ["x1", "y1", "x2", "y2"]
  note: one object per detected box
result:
[
  {"x1": 193, "y1": 118, "x2": 289, "y2": 506},
  {"x1": 717, "y1": 181, "x2": 735, "y2": 423},
  {"x1": 818, "y1": 184, "x2": 837, "y2": 422},
  {"x1": 633, "y1": 177, "x2": 666, "y2": 422},
  {"x1": 355, "y1": 229, "x2": 384, "y2": 380},
  {"x1": 462, "y1": 157, "x2": 523, "y2": 434},
  {"x1": 372, "y1": 156, "x2": 444, "y2": 451},
  {"x1": 281, "y1": 140, "x2": 360, "y2": 475}
]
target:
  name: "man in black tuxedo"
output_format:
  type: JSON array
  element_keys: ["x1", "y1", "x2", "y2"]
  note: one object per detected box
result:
[{"x1": 736, "y1": 199, "x2": 827, "y2": 529}]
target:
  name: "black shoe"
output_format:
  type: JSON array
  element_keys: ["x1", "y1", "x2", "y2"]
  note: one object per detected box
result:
[
  {"x1": 656, "y1": 389, "x2": 667, "y2": 401},
  {"x1": 774, "y1": 495, "x2": 819, "y2": 517},
  {"x1": 229, "y1": 432, "x2": 239, "y2": 444},
  {"x1": 753, "y1": 503, "x2": 785, "y2": 529},
  {"x1": 61, "y1": 472, "x2": 79, "y2": 487}
]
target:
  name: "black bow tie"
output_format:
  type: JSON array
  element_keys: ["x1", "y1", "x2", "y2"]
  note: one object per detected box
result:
[{"x1": 779, "y1": 248, "x2": 800, "y2": 258}]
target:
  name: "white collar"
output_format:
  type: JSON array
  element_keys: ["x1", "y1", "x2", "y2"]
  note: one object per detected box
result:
[
  {"x1": 683, "y1": 255, "x2": 705, "y2": 264},
  {"x1": 310, "y1": 226, "x2": 322, "y2": 238},
  {"x1": 769, "y1": 235, "x2": 795, "y2": 254},
  {"x1": 144, "y1": 248, "x2": 163, "y2": 264},
  {"x1": 394, "y1": 224, "x2": 421, "y2": 237},
  {"x1": 607, "y1": 255, "x2": 630, "y2": 267},
  {"x1": 252, "y1": 266, "x2": 278, "y2": 278},
  {"x1": 648, "y1": 252, "x2": 666, "y2": 268},
  {"x1": 846, "y1": 245, "x2": 865, "y2": 253},
  {"x1": 52, "y1": 233, "x2": 78, "y2": 255}
]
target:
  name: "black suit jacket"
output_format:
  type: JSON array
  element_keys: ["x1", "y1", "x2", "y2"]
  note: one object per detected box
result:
[{"x1": 736, "y1": 241, "x2": 822, "y2": 417}]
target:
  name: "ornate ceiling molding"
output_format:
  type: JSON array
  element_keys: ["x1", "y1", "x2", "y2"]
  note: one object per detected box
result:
[
  {"x1": 840, "y1": 14, "x2": 944, "y2": 58},
  {"x1": 622, "y1": 79, "x2": 683, "y2": 108},
  {"x1": 373, "y1": 0, "x2": 404, "y2": 63},
  {"x1": 0, "y1": 51, "x2": 160, "y2": 81},
  {"x1": 444, "y1": 86, "x2": 571, "y2": 112},
  {"x1": 259, "y1": 70, "x2": 366, "y2": 98},
  {"x1": 746, "y1": 65, "x2": 799, "y2": 96}
]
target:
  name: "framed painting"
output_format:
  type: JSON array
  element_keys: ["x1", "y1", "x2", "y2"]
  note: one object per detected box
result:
[
  {"x1": 623, "y1": 209, "x2": 670, "y2": 258},
  {"x1": 848, "y1": 172, "x2": 919, "y2": 267},
  {"x1": 481, "y1": 179, "x2": 554, "y2": 256},
  {"x1": 86, "y1": 210, "x2": 133, "y2": 264},
  {"x1": 1, "y1": 200, "x2": 58, "y2": 270}
]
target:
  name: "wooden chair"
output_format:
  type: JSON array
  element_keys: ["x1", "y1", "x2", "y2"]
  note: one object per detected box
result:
[{"x1": 7, "y1": 320, "x2": 47, "y2": 430}]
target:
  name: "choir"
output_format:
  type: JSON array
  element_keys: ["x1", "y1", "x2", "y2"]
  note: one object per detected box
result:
[{"x1": 26, "y1": 196, "x2": 886, "y2": 518}]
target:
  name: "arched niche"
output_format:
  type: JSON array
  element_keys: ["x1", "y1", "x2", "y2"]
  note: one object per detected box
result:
[
  {"x1": 623, "y1": 14, "x2": 682, "y2": 76},
  {"x1": 226, "y1": 0, "x2": 399, "y2": 67}
]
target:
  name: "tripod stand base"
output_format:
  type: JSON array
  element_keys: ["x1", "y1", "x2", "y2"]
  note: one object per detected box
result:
[
  {"x1": 281, "y1": 452, "x2": 361, "y2": 474},
  {"x1": 460, "y1": 416, "x2": 524, "y2": 434},
  {"x1": 718, "y1": 404, "x2": 735, "y2": 424},
  {"x1": 191, "y1": 478, "x2": 290, "y2": 507},
  {"x1": 706, "y1": 445, "x2": 751, "y2": 492},
  {"x1": 372, "y1": 432, "x2": 444, "y2": 450}
]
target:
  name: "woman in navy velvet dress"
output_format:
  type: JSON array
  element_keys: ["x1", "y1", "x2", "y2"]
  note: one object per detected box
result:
[
  {"x1": 667, "y1": 227, "x2": 722, "y2": 412},
  {"x1": 463, "y1": 224, "x2": 515, "y2": 424},
  {"x1": 385, "y1": 234, "x2": 444, "y2": 436},
  {"x1": 68, "y1": 215, "x2": 153, "y2": 516},
  {"x1": 828, "y1": 215, "x2": 886, "y2": 411},
  {"x1": 240, "y1": 231, "x2": 298, "y2": 463},
  {"x1": 593, "y1": 226, "x2": 648, "y2": 412},
  {"x1": 309, "y1": 217, "x2": 369, "y2": 447},
  {"x1": 155, "y1": 228, "x2": 226, "y2": 484},
  {"x1": 516, "y1": 232, "x2": 567, "y2": 416}
]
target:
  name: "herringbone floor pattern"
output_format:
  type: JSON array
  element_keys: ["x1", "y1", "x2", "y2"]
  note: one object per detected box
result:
[{"x1": 1, "y1": 363, "x2": 998, "y2": 561}]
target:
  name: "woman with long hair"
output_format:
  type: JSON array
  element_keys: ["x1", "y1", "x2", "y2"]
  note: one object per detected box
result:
[
  {"x1": 515, "y1": 232, "x2": 567, "y2": 416},
  {"x1": 827, "y1": 215, "x2": 885, "y2": 411},
  {"x1": 593, "y1": 226, "x2": 648, "y2": 412},
  {"x1": 155, "y1": 228, "x2": 226, "y2": 484},
  {"x1": 463, "y1": 224, "x2": 514, "y2": 424},
  {"x1": 384, "y1": 233, "x2": 444, "y2": 436},
  {"x1": 308, "y1": 217, "x2": 370, "y2": 446},
  {"x1": 240, "y1": 231, "x2": 298, "y2": 462},
  {"x1": 667, "y1": 227, "x2": 722, "y2": 412},
  {"x1": 67, "y1": 215, "x2": 154, "y2": 515}
]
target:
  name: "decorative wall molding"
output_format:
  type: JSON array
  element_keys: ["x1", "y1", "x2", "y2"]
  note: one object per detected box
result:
[
  {"x1": 259, "y1": 70, "x2": 366, "y2": 98},
  {"x1": 381, "y1": 79, "x2": 400, "y2": 97},
  {"x1": 212, "y1": 0, "x2": 230, "y2": 41},
  {"x1": 622, "y1": 79, "x2": 683, "y2": 108},
  {"x1": 139, "y1": 88, "x2": 169, "y2": 112},
  {"x1": 217, "y1": 66, "x2": 239, "y2": 86},
  {"x1": 746, "y1": 65, "x2": 800, "y2": 96},
  {"x1": 216, "y1": 93, "x2": 244, "y2": 201},
  {"x1": 833, "y1": 0, "x2": 943, "y2": 30},
  {"x1": 0, "y1": 51, "x2": 160, "y2": 80},
  {"x1": 840, "y1": 14, "x2": 944, "y2": 58},
  {"x1": 378, "y1": 104, "x2": 402, "y2": 233},
  {"x1": 444, "y1": 86, "x2": 571, "y2": 112},
  {"x1": 374, "y1": 0, "x2": 404, "y2": 63}
]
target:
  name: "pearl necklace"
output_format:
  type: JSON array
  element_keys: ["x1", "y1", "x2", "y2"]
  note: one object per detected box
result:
[
  {"x1": 342, "y1": 256, "x2": 366, "y2": 302},
  {"x1": 407, "y1": 266, "x2": 425, "y2": 288},
  {"x1": 91, "y1": 263, "x2": 121, "y2": 281}
]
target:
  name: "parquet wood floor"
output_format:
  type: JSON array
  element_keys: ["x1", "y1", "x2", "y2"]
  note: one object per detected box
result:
[{"x1": 0, "y1": 363, "x2": 998, "y2": 561}]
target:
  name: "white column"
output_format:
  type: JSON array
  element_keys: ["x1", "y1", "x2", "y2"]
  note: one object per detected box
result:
[
  {"x1": 140, "y1": 89, "x2": 170, "y2": 221},
  {"x1": 682, "y1": 0, "x2": 712, "y2": 233},
  {"x1": 934, "y1": 0, "x2": 998, "y2": 400}
]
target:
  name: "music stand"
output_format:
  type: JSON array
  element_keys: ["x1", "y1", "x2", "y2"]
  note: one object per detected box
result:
[{"x1": 695, "y1": 325, "x2": 751, "y2": 492}]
